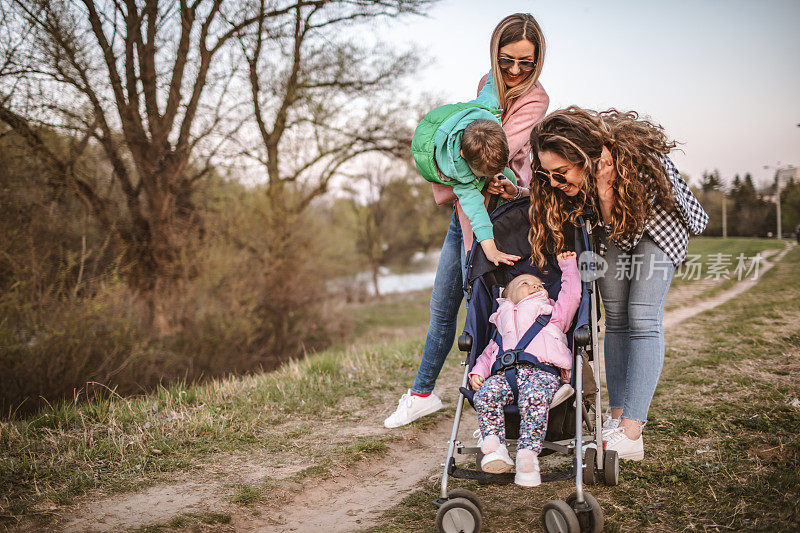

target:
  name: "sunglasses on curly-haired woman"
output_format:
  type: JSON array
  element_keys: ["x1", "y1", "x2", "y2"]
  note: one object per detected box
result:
[{"x1": 534, "y1": 169, "x2": 569, "y2": 185}]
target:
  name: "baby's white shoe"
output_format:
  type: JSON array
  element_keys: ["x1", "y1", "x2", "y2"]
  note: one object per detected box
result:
[
  {"x1": 480, "y1": 435, "x2": 514, "y2": 473},
  {"x1": 514, "y1": 448, "x2": 541, "y2": 487},
  {"x1": 550, "y1": 383, "x2": 574, "y2": 408}
]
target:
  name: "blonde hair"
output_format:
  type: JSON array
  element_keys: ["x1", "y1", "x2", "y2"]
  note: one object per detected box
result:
[
  {"x1": 489, "y1": 13, "x2": 546, "y2": 111},
  {"x1": 528, "y1": 107, "x2": 677, "y2": 269},
  {"x1": 462, "y1": 119, "x2": 509, "y2": 175}
]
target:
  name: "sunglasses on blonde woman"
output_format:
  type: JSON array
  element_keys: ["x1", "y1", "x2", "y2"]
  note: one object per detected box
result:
[{"x1": 498, "y1": 56, "x2": 536, "y2": 72}]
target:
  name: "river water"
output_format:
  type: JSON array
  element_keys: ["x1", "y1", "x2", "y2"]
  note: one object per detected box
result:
[{"x1": 334, "y1": 251, "x2": 439, "y2": 298}]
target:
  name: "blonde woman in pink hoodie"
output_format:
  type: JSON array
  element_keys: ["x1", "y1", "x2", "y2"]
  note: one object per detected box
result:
[
  {"x1": 385, "y1": 13, "x2": 551, "y2": 430},
  {"x1": 469, "y1": 251, "x2": 581, "y2": 487}
]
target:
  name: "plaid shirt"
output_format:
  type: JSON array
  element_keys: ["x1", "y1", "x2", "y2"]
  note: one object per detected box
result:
[{"x1": 599, "y1": 155, "x2": 709, "y2": 266}]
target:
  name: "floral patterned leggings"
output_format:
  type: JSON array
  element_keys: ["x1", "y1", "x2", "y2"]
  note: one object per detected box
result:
[{"x1": 474, "y1": 365, "x2": 561, "y2": 453}]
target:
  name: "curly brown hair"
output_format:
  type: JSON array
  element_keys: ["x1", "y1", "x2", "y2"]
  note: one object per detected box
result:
[{"x1": 527, "y1": 107, "x2": 677, "y2": 269}]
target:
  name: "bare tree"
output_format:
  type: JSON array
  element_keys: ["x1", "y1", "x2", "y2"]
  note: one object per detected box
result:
[
  {"x1": 0, "y1": 0, "x2": 306, "y2": 327},
  {"x1": 239, "y1": 0, "x2": 432, "y2": 217},
  {"x1": 0, "y1": 0, "x2": 435, "y2": 331}
]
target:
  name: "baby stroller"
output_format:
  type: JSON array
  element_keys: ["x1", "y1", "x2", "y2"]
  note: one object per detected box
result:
[{"x1": 433, "y1": 198, "x2": 619, "y2": 533}]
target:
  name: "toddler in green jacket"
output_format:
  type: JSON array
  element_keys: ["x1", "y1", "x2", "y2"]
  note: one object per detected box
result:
[{"x1": 411, "y1": 75, "x2": 521, "y2": 266}]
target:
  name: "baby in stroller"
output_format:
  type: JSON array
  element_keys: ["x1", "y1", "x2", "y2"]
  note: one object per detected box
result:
[{"x1": 468, "y1": 251, "x2": 581, "y2": 487}]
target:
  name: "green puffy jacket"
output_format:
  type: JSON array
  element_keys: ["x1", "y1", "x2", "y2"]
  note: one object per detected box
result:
[{"x1": 410, "y1": 74, "x2": 515, "y2": 242}]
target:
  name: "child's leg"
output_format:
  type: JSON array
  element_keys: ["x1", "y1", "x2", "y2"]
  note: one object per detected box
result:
[
  {"x1": 516, "y1": 367, "x2": 561, "y2": 452},
  {"x1": 473, "y1": 374, "x2": 513, "y2": 449}
]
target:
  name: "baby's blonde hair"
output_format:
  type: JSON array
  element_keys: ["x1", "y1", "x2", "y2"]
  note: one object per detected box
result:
[{"x1": 501, "y1": 274, "x2": 542, "y2": 300}]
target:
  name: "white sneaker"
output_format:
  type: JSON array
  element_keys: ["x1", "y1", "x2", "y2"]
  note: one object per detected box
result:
[
  {"x1": 383, "y1": 390, "x2": 443, "y2": 428},
  {"x1": 514, "y1": 449, "x2": 541, "y2": 487},
  {"x1": 550, "y1": 384, "x2": 574, "y2": 408},
  {"x1": 602, "y1": 415, "x2": 620, "y2": 436},
  {"x1": 472, "y1": 428, "x2": 483, "y2": 447},
  {"x1": 481, "y1": 443, "x2": 514, "y2": 473},
  {"x1": 603, "y1": 427, "x2": 644, "y2": 461}
]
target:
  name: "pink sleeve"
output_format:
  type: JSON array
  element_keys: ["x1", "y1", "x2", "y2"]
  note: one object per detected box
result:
[
  {"x1": 469, "y1": 339, "x2": 498, "y2": 380},
  {"x1": 477, "y1": 73, "x2": 489, "y2": 96},
  {"x1": 502, "y1": 82, "x2": 549, "y2": 163},
  {"x1": 550, "y1": 258, "x2": 581, "y2": 333}
]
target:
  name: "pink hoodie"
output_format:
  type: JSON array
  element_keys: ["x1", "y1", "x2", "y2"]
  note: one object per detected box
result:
[
  {"x1": 432, "y1": 75, "x2": 549, "y2": 252},
  {"x1": 469, "y1": 257, "x2": 581, "y2": 383}
]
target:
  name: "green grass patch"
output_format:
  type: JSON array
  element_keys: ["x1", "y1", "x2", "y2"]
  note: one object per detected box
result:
[
  {"x1": 132, "y1": 511, "x2": 231, "y2": 532},
  {"x1": 670, "y1": 236, "x2": 780, "y2": 289},
  {"x1": 230, "y1": 483, "x2": 264, "y2": 506}
]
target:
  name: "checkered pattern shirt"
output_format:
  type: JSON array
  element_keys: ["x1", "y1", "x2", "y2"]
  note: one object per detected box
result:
[{"x1": 599, "y1": 155, "x2": 709, "y2": 266}]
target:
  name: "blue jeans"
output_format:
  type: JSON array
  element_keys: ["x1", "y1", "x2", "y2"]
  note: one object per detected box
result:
[
  {"x1": 412, "y1": 211, "x2": 467, "y2": 394},
  {"x1": 597, "y1": 235, "x2": 675, "y2": 423}
]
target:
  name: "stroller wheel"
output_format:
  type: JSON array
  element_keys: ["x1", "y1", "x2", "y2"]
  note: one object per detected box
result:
[
  {"x1": 583, "y1": 447, "x2": 597, "y2": 485},
  {"x1": 436, "y1": 497, "x2": 482, "y2": 533},
  {"x1": 603, "y1": 449, "x2": 619, "y2": 486},
  {"x1": 565, "y1": 492, "x2": 604, "y2": 533},
  {"x1": 541, "y1": 500, "x2": 580, "y2": 533},
  {"x1": 447, "y1": 489, "x2": 483, "y2": 516}
]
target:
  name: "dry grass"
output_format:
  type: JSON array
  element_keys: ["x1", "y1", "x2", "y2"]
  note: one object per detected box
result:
[{"x1": 0, "y1": 290, "x2": 445, "y2": 527}]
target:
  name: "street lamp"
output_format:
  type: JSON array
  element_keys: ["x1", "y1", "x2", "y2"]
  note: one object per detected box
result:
[{"x1": 764, "y1": 163, "x2": 783, "y2": 239}]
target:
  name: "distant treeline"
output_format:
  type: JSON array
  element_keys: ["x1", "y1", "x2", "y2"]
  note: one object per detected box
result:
[{"x1": 693, "y1": 170, "x2": 800, "y2": 238}]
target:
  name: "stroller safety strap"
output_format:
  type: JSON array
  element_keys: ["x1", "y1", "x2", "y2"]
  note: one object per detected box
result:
[{"x1": 489, "y1": 314, "x2": 560, "y2": 404}]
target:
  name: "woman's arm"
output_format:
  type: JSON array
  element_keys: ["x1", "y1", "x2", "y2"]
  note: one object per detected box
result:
[{"x1": 502, "y1": 87, "x2": 549, "y2": 158}]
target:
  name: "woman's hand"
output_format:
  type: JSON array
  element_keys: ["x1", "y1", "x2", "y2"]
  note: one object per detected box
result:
[
  {"x1": 486, "y1": 176, "x2": 520, "y2": 200},
  {"x1": 595, "y1": 146, "x2": 616, "y2": 197},
  {"x1": 470, "y1": 374, "x2": 484, "y2": 390},
  {"x1": 595, "y1": 146, "x2": 616, "y2": 222},
  {"x1": 480, "y1": 239, "x2": 521, "y2": 266},
  {"x1": 556, "y1": 251, "x2": 576, "y2": 261}
]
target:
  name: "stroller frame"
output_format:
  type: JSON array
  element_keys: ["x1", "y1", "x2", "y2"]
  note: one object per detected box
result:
[{"x1": 433, "y1": 199, "x2": 618, "y2": 533}]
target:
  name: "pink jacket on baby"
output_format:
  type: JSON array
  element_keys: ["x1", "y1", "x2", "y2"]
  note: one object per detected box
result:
[{"x1": 469, "y1": 257, "x2": 581, "y2": 382}]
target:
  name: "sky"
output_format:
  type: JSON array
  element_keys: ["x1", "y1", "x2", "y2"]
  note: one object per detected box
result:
[{"x1": 381, "y1": 0, "x2": 800, "y2": 188}]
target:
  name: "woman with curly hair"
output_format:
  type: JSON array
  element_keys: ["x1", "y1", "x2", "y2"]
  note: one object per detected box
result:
[{"x1": 493, "y1": 107, "x2": 708, "y2": 460}]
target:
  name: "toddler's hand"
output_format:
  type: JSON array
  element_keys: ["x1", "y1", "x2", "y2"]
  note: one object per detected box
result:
[
  {"x1": 556, "y1": 251, "x2": 577, "y2": 262},
  {"x1": 470, "y1": 374, "x2": 484, "y2": 390},
  {"x1": 480, "y1": 239, "x2": 521, "y2": 266}
]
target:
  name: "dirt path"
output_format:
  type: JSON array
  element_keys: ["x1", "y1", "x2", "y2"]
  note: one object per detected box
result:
[
  {"x1": 229, "y1": 416, "x2": 472, "y2": 533},
  {"x1": 47, "y1": 243, "x2": 793, "y2": 533},
  {"x1": 54, "y1": 390, "x2": 474, "y2": 533}
]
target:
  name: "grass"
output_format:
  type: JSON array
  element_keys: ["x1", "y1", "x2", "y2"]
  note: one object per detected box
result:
[
  {"x1": 131, "y1": 511, "x2": 231, "y2": 532},
  {"x1": 348, "y1": 289, "x2": 433, "y2": 339},
  {"x1": 0, "y1": 289, "x2": 461, "y2": 527},
  {"x1": 368, "y1": 245, "x2": 800, "y2": 532},
  {"x1": 664, "y1": 237, "x2": 786, "y2": 312},
  {"x1": 670, "y1": 236, "x2": 782, "y2": 288}
]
